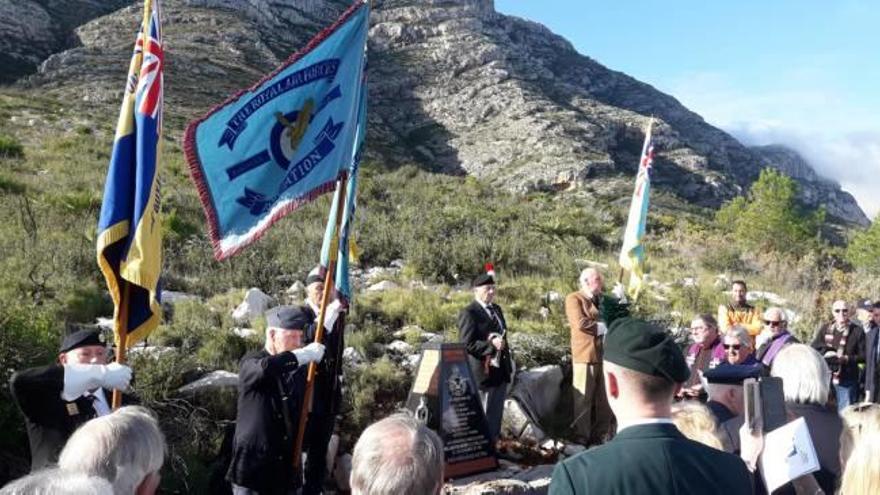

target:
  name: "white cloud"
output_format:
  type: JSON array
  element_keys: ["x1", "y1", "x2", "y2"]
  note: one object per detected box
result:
[{"x1": 658, "y1": 71, "x2": 880, "y2": 219}]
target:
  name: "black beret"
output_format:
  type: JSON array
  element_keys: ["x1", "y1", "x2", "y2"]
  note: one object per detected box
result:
[
  {"x1": 266, "y1": 306, "x2": 309, "y2": 331},
  {"x1": 604, "y1": 317, "x2": 690, "y2": 383},
  {"x1": 59, "y1": 327, "x2": 107, "y2": 353},
  {"x1": 305, "y1": 267, "x2": 323, "y2": 286},
  {"x1": 703, "y1": 363, "x2": 763, "y2": 385},
  {"x1": 472, "y1": 273, "x2": 495, "y2": 287}
]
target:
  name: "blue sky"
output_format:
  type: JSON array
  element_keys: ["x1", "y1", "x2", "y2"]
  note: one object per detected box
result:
[{"x1": 496, "y1": 0, "x2": 879, "y2": 219}]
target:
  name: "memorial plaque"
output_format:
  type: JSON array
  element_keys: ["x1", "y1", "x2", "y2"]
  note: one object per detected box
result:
[{"x1": 406, "y1": 343, "x2": 498, "y2": 478}]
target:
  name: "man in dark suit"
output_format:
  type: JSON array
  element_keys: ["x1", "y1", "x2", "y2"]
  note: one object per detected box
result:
[
  {"x1": 549, "y1": 318, "x2": 753, "y2": 495},
  {"x1": 227, "y1": 306, "x2": 325, "y2": 495},
  {"x1": 862, "y1": 301, "x2": 880, "y2": 403},
  {"x1": 9, "y1": 327, "x2": 132, "y2": 471},
  {"x1": 811, "y1": 300, "x2": 866, "y2": 410},
  {"x1": 300, "y1": 268, "x2": 344, "y2": 495},
  {"x1": 458, "y1": 265, "x2": 513, "y2": 443}
]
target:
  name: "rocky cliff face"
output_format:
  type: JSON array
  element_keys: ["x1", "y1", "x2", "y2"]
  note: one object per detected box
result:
[{"x1": 2, "y1": 0, "x2": 868, "y2": 225}]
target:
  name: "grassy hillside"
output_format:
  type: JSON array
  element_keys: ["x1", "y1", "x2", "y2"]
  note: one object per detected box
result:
[{"x1": 0, "y1": 89, "x2": 876, "y2": 489}]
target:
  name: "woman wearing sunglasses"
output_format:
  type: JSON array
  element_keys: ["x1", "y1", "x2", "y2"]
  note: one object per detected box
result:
[{"x1": 722, "y1": 326, "x2": 759, "y2": 366}]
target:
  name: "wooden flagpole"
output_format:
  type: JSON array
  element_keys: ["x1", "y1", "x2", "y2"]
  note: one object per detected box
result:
[
  {"x1": 292, "y1": 175, "x2": 348, "y2": 472},
  {"x1": 111, "y1": 281, "x2": 130, "y2": 410}
]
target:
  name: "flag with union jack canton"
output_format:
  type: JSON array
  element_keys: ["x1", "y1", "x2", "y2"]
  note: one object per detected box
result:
[
  {"x1": 96, "y1": 0, "x2": 164, "y2": 348},
  {"x1": 184, "y1": 1, "x2": 369, "y2": 260},
  {"x1": 618, "y1": 118, "x2": 655, "y2": 299}
]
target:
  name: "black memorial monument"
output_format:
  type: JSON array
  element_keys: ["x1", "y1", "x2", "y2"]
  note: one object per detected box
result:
[{"x1": 406, "y1": 342, "x2": 498, "y2": 478}]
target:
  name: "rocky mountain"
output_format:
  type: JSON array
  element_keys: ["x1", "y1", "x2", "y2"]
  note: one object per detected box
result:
[
  {"x1": 751, "y1": 144, "x2": 868, "y2": 225},
  {"x1": 2, "y1": 0, "x2": 869, "y2": 225}
]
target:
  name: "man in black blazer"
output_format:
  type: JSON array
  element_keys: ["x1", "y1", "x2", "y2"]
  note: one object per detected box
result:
[
  {"x1": 458, "y1": 266, "x2": 513, "y2": 443},
  {"x1": 9, "y1": 327, "x2": 132, "y2": 471},
  {"x1": 300, "y1": 268, "x2": 344, "y2": 495},
  {"x1": 227, "y1": 306, "x2": 325, "y2": 495},
  {"x1": 863, "y1": 301, "x2": 880, "y2": 402},
  {"x1": 811, "y1": 300, "x2": 866, "y2": 410},
  {"x1": 550, "y1": 318, "x2": 753, "y2": 495}
]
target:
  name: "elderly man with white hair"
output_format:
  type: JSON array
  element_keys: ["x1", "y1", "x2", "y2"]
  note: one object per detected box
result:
[
  {"x1": 564, "y1": 268, "x2": 627, "y2": 445},
  {"x1": 58, "y1": 405, "x2": 165, "y2": 495},
  {"x1": 9, "y1": 326, "x2": 132, "y2": 470},
  {"x1": 0, "y1": 468, "x2": 113, "y2": 495},
  {"x1": 227, "y1": 306, "x2": 325, "y2": 495},
  {"x1": 350, "y1": 412, "x2": 444, "y2": 495},
  {"x1": 811, "y1": 299, "x2": 866, "y2": 410},
  {"x1": 754, "y1": 307, "x2": 798, "y2": 369},
  {"x1": 771, "y1": 343, "x2": 843, "y2": 494}
]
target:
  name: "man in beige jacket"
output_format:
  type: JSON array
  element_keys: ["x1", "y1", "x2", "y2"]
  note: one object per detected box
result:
[{"x1": 564, "y1": 268, "x2": 625, "y2": 445}]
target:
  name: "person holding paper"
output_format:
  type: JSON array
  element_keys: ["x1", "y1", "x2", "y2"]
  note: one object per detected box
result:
[
  {"x1": 769, "y1": 344, "x2": 843, "y2": 494},
  {"x1": 549, "y1": 318, "x2": 752, "y2": 495}
]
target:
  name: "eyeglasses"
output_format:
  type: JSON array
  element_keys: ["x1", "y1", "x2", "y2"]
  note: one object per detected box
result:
[
  {"x1": 723, "y1": 344, "x2": 742, "y2": 351},
  {"x1": 690, "y1": 326, "x2": 707, "y2": 331},
  {"x1": 764, "y1": 320, "x2": 783, "y2": 327},
  {"x1": 833, "y1": 309, "x2": 848, "y2": 314}
]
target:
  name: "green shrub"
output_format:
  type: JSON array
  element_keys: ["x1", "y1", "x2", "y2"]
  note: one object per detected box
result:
[
  {"x1": 715, "y1": 168, "x2": 824, "y2": 256},
  {"x1": 846, "y1": 217, "x2": 880, "y2": 274},
  {"x1": 341, "y1": 356, "x2": 410, "y2": 445},
  {"x1": 0, "y1": 135, "x2": 24, "y2": 158}
]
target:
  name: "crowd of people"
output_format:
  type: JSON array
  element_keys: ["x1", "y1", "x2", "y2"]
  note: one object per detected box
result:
[{"x1": 4, "y1": 265, "x2": 880, "y2": 494}]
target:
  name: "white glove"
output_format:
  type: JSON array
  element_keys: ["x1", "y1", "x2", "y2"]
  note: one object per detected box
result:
[
  {"x1": 293, "y1": 342, "x2": 325, "y2": 365},
  {"x1": 62, "y1": 363, "x2": 132, "y2": 400},
  {"x1": 323, "y1": 300, "x2": 343, "y2": 333},
  {"x1": 596, "y1": 322, "x2": 608, "y2": 336},
  {"x1": 612, "y1": 283, "x2": 628, "y2": 304}
]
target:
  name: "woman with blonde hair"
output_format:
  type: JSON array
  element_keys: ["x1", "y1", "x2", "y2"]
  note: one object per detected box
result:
[
  {"x1": 839, "y1": 403, "x2": 880, "y2": 474},
  {"x1": 671, "y1": 401, "x2": 724, "y2": 450},
  {"x1": 839, "y1": 428, "x2": 880, "y2": 495}
]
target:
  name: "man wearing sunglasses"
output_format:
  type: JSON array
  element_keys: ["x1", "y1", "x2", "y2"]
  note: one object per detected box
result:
[
  {"x1": 755, "y1": 307, "x2": 798, "y2": 369},
  {"x1": 863, "y1": 301, "x2": 880, "y2": 403},
  {"x1": 811, "y1": 300, "x2": 866, "y2": 410}
]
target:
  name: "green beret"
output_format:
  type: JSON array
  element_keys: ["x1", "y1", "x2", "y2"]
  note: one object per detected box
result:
[{"x1": 604, "y1": 317, "x2": 690, "y2": 383}]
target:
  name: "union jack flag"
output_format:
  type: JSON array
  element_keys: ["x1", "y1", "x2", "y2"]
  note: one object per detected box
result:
[
  {"x1": 97, "y1": 0, "x2": 164, "y2": 350},
  {"x1": 136, "y1": 4, "x2": 163, "y2": 119}
]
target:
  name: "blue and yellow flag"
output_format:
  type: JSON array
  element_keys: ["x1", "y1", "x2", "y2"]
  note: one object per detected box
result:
[
  {"x1": 184, "y1": 1, "x2": 369, "y2": 260},
  {"x1": 96, "y1": 0, "x2": 164, "y2": 348},
  {"x1": 319, "y1": 58, "x2": 367, "y2": 306},
  {"x1": 618, "y1": 118, "x2": 655, "y2": 299}
]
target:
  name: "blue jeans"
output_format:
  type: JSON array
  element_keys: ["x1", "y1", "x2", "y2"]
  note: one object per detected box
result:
[{"x1": 835, "y1": 383, "x2": 857, "y2": 410}]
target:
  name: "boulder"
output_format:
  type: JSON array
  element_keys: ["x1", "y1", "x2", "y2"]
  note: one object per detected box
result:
[
  {"x1": 509, "y1": 365, "x2": 563, "y2": 425},
  {"x1": 162, "y1": 290, "x2": 200, "y2": 306},
  {"x1": 232, "y1": 327, "x2": 258, "y2": 339},
  {"x1": 367, "y1": 280, "x2": 399, "y2": 292},
  {"x1": 386, "y1": 339, "x2": 415, "y2": 355},
  {"x1": 543, "y1": 291, "x2": 561, "y2": 304},
  {"x1": 502, "y1": 399, "x2": 547, "y2": 445},
  {"x1": 177, "y1": 370, "x2": 239, "y2": 421},
  {"x1": 343, "y1": 346, "x2": 366, "y2": 367},
  {"x1": 128, "y1": 345, "x2": 176, "y2": 358},
  {"x1": 747, "y1": 290, "x2": 788, "y2": 306},
  {"x1": 231, "y1": 288, "x2": 274, "y2": 323}
]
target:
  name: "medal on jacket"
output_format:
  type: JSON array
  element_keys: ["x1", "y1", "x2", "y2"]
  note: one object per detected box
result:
[{"x1": 66, "y1": 403, "x2": 79, "y2": 416}]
